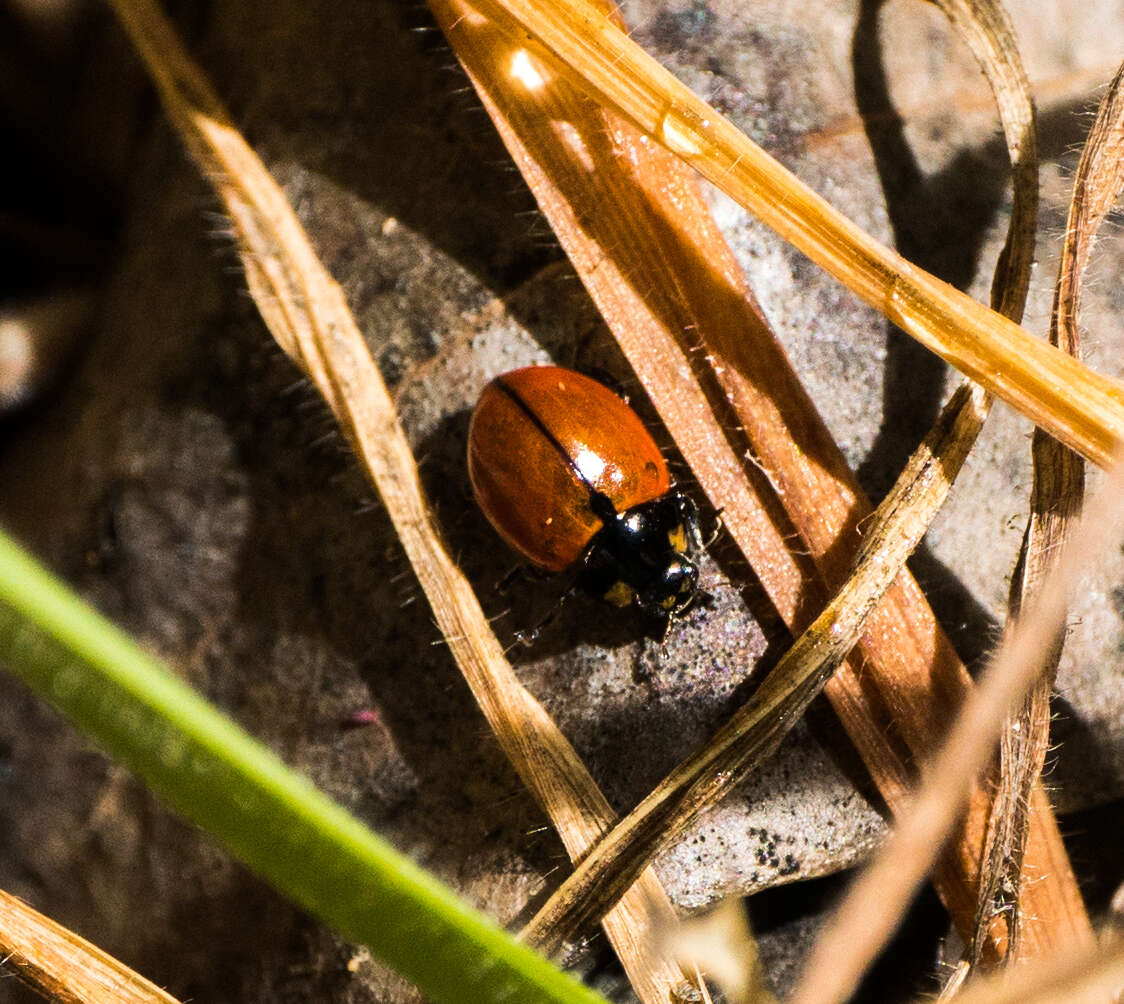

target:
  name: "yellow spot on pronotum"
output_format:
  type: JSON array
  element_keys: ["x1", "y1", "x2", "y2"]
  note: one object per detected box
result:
[
  {"x1": 668, "y1": 524, "x2": 688, "y2": 553},
  {"x1": 604, "y1": 581, "x2": 635, "y2": 607}
]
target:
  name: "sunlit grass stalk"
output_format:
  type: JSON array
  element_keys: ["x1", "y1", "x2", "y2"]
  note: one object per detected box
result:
[{"x1": 466, "y1": 0, "x2": 1124, "y2": 467}]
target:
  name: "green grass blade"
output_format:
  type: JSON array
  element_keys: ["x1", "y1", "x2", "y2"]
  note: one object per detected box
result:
[{"x1": 0, "y1": 528, "x2": 609, "y2": 1004}]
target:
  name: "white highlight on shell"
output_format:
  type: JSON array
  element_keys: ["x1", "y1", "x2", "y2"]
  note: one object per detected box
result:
[{"x1": 574, "y1": 448, "x2": 606, "y2": 484}]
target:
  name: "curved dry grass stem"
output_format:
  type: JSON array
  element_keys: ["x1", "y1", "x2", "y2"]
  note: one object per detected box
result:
[
  {"x1": 1054, "y1": 60, "x2": 1124, "y2": 321},
  {"x1": 924, "y1": 0, "x2": 1037, "y2": 322},
  {"x1": 791, "y1": 455, "x2": 1124, "y2": 1004},
  {"x1": 472, "y1": 0, "x2": 1124, "y2": 468},
  {"x1": 104, "y1": 0, "x2": 693, "y2": 1000},
  {"x1": 0, "y1": 890, "x2": 182, "y2": 1004},
  {"x1": 974, "y1": 57, "x2": 1124, "y2": 970}
]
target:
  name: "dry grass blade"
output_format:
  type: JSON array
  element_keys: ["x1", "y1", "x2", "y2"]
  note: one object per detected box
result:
[
  {"x1": 104, "y1": 0, "x2": 695, "y2": 999},
  {"x1": 684, "y1": 0, "x2": 1085, "y2": 964},
  {"x1": 471, "y1": 0, "x2": 1124, "y2": 468},
  {"x1": 923, "y1": 0, "x2": 1061, "y2": 969},
  {"x1": 1053, "y1": 61, "x2": 1124, "y2": 324},
  {"x1": 0, "y1": 889, "x2": 181, "y2": 1004},
  {"x1": 518, "y1": 381, "x2": 989, "y2": 955},
  {"x1": 790, "y1": 455, "x2": 1124, "y2": 1004},
  {"x1": 925, "y1": 0, "x2": 1037, "y2": 322},
  {"x1": 933, "y1": 934, "x2": 1124, "y2": 1004},
  {"x1": 972, "y1": 56, "x2": 1124, "y2": 972},
  {"x1": 440, "y1": 0, "x2": 1085, "y2": 961}
]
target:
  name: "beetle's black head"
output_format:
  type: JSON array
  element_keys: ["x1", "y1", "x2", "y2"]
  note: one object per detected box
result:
[
  {"x1": 635, "y1": 552, "x2": 699, "y2": 617},
  {"x1": 581, "y1": 490, "x2": 702, "y2": 620}
]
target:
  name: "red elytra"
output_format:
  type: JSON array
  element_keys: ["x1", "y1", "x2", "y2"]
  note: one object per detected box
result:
[{"x1": 467, "y1": 366, "x2": 671, "y2": 572}]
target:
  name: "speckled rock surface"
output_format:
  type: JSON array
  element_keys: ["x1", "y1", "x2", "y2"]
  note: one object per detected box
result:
[{"x1": 2, "y1": 0, "x2": 1124, "y2": 1001}]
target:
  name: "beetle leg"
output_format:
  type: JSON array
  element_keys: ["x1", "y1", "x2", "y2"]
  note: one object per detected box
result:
[
  {"x1": 703, "y1": 509, "x2": 725, "y2": 549},
  {"x1": 512, "y1": 587, "x2": 573, "y2": 647},
  {"x1": 495, "y1": 562, "x2": 553, "y2": 596},
  {"x1": 677, "y1": 489, "x2": 724, "y2": 549},
  {"x1": 495, "y1": 564, "x2": 523, "y2": 596}
]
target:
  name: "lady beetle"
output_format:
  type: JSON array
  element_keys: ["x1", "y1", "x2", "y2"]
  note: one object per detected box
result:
[{"x1": 467, "y1": 366, "x2": 700, "y2": 618}]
